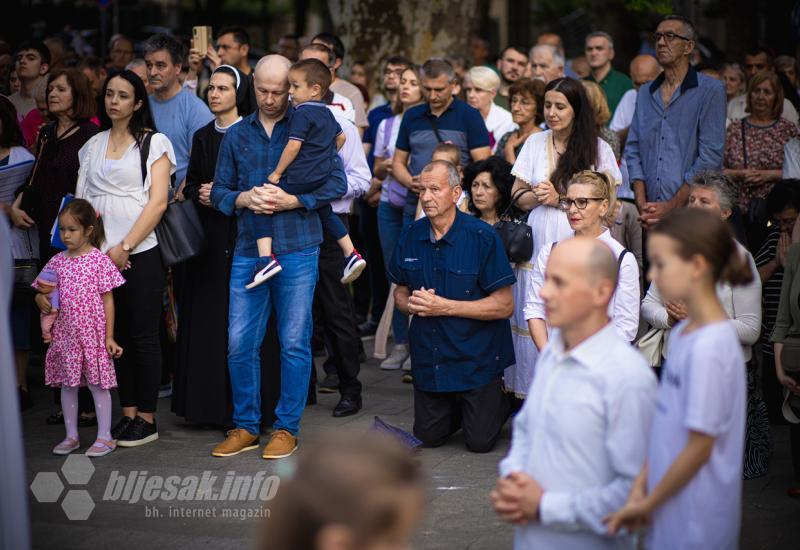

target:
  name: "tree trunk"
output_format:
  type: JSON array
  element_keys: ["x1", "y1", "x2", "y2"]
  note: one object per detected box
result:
[{"x1": 327, "y1": 0, "x2": 479, "y2": 84}]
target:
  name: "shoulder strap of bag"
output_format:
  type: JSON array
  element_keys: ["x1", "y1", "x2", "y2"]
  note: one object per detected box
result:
[
  {"x1": 139, "y1": 132, "x2": 154, "y2": 185},
  {"x1": 426, "y1": 113, "x2": 445, "y2": 143},
  {"x1": 19, "y1": 123, "x2": 54, "y2": 194},
  {"x1": 500, "y1": 188, "x2": 533, "y2": 218},
  {"x1": 617, "y1": 249, "x2": 628, "y2": 272},
  {"x1": 740, "y1": 120, "x2": 748, "y2": 169}
]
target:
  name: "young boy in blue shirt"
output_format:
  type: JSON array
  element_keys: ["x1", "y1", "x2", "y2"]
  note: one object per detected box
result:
[{"x1": 247, "y1": 58, "x2": 366, "y2": 288}]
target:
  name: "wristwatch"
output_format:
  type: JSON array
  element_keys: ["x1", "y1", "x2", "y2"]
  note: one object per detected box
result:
[{"x1": 121, "y1": 241, "x2": 132, "y2": 253}]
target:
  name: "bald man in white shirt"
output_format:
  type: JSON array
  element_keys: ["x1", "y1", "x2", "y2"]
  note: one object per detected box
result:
[{"x1": 492, "y1": 237, "x2": 656, "y2": 550}]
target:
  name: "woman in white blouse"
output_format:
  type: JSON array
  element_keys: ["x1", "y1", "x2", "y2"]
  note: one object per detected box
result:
[
  {"x1": 76, "y1": 70, "x2": 176, "y2": 447},
  {"x1": 641, "y1": 172, "x2": 762, "y2": 362},
  {"x1": 524, "y1": 170, "x2": 641, "y2": 349},
  {"x1": 510, "y1": 77, "x2": 621, "y2": 264},
  {"x1": 463, "y1": 66, "x2": 516, "y2": 154}
]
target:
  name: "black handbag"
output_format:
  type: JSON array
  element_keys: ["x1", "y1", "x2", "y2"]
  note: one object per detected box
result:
[
  {"x1": 139, "y1": 133, "x2": 205, "y2": 267},
  {"x1": 493, "y1": 189, "x2": 533, "y2": 263}
]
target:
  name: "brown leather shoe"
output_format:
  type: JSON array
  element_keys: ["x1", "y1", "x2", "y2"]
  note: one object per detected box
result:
[
  {"x1": 211, "y1": 428, "x2": 259, "y2": 457},
  {"x1": 261, "y1": 429, "x2": 297, "y2": 459}
]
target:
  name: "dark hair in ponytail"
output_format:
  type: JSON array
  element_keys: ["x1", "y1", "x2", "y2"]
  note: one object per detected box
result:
[
  {"x1": 60, "y1": 198, "x2": 106, "y2": 249},
  {"x1": 651, "y1": 208, "x2": 754, "y2": 286}
]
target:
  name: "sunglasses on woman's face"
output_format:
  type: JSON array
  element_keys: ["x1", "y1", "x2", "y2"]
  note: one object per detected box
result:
[{"x1": 558, "y1": 197, "x2": 605, "y2": 211}]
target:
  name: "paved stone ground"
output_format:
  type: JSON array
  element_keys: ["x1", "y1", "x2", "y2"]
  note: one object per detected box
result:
[{"x1": 21, "y1": 341, "x2": 800, "y2": 550}]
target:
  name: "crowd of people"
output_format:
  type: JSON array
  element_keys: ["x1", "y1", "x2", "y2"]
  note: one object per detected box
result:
[{"x1": 3, "y1": 11, "x2": 800, "y2": 549}]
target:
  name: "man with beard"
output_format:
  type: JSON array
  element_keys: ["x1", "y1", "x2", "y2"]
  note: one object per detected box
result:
[{"x1": 496, "y1": 46, "x2": 528, "y2": 110}]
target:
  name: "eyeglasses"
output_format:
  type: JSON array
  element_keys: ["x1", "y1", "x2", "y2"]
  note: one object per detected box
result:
[
  {"x1": 558, "y1": 197, "x2": 605, "y2": 211},
  {"x1": 652, "y1": 31, "x2": 691, "y2": 43}
]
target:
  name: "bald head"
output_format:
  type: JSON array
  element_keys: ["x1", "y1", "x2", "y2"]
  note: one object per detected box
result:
[
  {"x1": 553, "y1": 238, "x2": 618, "y2": 287},
  {"x1": 255, "y1": 54, "x2": 291, "y2": 82},
  {"x1": 629, "y1": 55, "x2": 661, "y2": 89},
  {"x1": 253, "y1": 55, "x2": 291, "y2": 119},
  {"x1": 541, "y1": 237, "x2": 617, "y2": 329}
]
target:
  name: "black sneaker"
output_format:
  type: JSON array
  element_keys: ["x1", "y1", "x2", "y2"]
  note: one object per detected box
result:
[
  {"x1": 318, "y1": 374, "x2": 339, "y2": 394},
  {"x1": 116, "y1": 417, "x2": 159, "y2": 447},
  {"x1": 111, "y1": 416, "x2": 135, "y2": 441}
]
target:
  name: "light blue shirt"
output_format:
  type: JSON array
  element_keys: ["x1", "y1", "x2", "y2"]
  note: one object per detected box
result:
[
  {"x1": 149, "y1": 90, "x2": 213, "y2": 186},
  {"x1": 624, "y1": 66, "x2": 726, "y2": 203},
  {"x1": 499, "y1": 323, "x2": 657, "y2": 550}
]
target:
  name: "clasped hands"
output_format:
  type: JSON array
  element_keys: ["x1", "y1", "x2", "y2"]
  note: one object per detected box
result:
[
  {"x1": 407, "y1": 287, "x2": 449, "y2": 317},
  {"x1": 491, "y1": 472, "x2": 543, "y2": 525},
  {"x1": 245, "y1": 183, "x2": 299, "y2": 214}
]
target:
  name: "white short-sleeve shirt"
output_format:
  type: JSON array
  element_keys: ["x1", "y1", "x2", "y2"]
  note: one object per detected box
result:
[
  {"x1": 647, "y1": 320, "x2": 745, "y2": 550},
  {"x1": 77, "y1": 131, "x2": 176, "y2": 254}
]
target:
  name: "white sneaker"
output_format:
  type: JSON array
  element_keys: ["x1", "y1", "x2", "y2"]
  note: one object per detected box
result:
[
  {"x1": 401, "y1": 356, "x2": 412, "y2": 372},
  {"x1": 380, "y1": 344, "x2": 409, "y2": 370}
]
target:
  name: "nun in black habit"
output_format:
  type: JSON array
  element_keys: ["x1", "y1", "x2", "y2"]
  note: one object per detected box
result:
[{"x1": 172, "y1": 65, "x2": 249, "y2": 426}]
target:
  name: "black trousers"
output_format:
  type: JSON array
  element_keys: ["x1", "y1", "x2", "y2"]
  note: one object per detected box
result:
[
  {"x1": 113, "y1": 247, "x2": 166, "y2": 413},
  {"x1": 313, "y1": 214, "x2": 362, "y2": 398},
  {"x1": 357, "y1": 199, "x2": 388, "y2": 324},
  {"x1": 413, "y1": 376, "x2": 510, "y2": 453}
]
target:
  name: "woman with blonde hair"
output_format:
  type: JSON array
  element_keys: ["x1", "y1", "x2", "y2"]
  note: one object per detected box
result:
[
  {"x1": 463, "y1": 66, "x2": 517, "y2": 154},
  {"x1": 524, "y1": 169, "x2": 641, "y2": 350},
  {"x1": 582, "y1": 80, "x2": 620, "y2": 161}
]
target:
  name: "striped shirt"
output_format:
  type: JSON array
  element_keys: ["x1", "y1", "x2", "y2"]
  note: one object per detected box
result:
[{"x1": 754, "y1": 229, "x2": 784, "y2": 356}]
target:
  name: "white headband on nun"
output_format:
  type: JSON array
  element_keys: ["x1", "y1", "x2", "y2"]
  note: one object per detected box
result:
[{"x1": 213, "y1": 64, "x2": 241, "y2": 89}]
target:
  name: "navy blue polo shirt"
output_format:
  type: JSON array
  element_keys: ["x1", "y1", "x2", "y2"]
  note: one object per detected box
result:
[
  {"x1": 395, "y1": 98, "x2": 490, "y2": 216},
  {"x1": 388, "y1": 210, "x2": 516, "y2": 393},
  {"x1": 286, "y1": 101, "x2": 342, "y2": 186}
]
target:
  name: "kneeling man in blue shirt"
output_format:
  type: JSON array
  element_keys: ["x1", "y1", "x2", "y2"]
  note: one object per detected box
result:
[{"x1": 388, "y1": 160, "x2": 516, "y2": 453}]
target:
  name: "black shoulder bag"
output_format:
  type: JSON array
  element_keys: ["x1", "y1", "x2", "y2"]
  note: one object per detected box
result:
[
  {"x1": 426, "y1": 114, "x2": 445, "y2": 143},
  {"x1": 17, "y1": 123, "x2": 56, "y2": 220},
  {"x1": 494, "y1": 189, "x2": 534, "y2": 263},
  {"x1": 139, "y1": 133, "x2": 205, "y2": 267}
]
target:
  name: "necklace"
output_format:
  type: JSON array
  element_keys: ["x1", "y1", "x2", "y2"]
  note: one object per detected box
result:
[
  {"x1": 109, "y1": 132, "x2": 127, "y2": 152},
  {"x1": 552, "y1": 134, "x2": 566, "y2": 157}
]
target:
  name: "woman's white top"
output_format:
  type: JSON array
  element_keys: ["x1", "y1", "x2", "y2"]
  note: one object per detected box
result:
[
  {"x1": 76, "y1": 131, "x2": 176, "y2": 254},
  {"x1": 647, "y1": 320, "x2": 745, "y2": 550},
  {"x1": 374, "y1": 113, "x2": 402, "y2": 203},
  {"x1": 511, "y1": 130, "x2": 622, "y2": 266},
  {"x1": 524, "y1": 229, "x2": 641, "y2": 342},
  {"x1": 485, "y1": 103, "x2": 517, "y2": 154},
  {"x1": 640, "y1": 240, "x2": 761, "y2": 361}
]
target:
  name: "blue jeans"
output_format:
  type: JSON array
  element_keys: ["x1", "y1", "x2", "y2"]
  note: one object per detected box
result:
[
  {"x1": 377, "y1": 201, "x2": 413, "y2": 345},
  {"x1": 227, "y1": 247, "x2": 319, "y2": 435}
]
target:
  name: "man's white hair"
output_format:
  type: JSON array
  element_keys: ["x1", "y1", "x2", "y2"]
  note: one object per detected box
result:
[{"x1": 529, "y1": 44, "x2": 565, "y2": 68}]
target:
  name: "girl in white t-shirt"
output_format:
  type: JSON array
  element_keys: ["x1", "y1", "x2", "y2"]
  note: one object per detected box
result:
[{"x1": 606, "y1": 208, "x2": 754, "y2": 549}]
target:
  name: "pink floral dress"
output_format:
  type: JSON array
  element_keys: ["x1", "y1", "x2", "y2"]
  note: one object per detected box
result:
[{"x1": 40, "y1": 248, "x2": 125, "y2": 389}]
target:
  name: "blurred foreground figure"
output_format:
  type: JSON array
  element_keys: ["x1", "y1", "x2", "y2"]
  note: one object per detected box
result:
[{"x1": 262, "y1": 434, "x2": 425, "y2": 550}]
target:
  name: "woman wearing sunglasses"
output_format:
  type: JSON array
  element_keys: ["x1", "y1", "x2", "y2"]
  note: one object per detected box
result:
[{"x1": 523, "y1": 170, "x2": 641, "y2": 350}]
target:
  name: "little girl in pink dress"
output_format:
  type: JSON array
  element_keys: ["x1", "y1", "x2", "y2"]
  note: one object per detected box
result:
[{"x1": 35, "y1": 199, "x2": 125, "y2": 457}]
